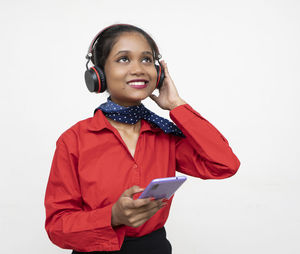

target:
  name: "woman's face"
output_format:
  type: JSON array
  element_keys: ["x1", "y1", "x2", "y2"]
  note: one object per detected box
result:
[{"x1": 104, "y1": 32, "x2": 157, "y2": 106}]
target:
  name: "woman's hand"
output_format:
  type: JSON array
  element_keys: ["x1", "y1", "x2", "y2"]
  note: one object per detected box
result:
[
  {"x1": 111, "y1": 185, "x2": 167, "y2": 228},
  {"x1": 150, "y1": 60, "x2": 187, "y2": 111}
]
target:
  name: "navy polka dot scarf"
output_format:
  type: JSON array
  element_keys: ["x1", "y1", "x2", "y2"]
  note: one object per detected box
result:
[{"x1": 94, "y1": 97, "x2": 184, "y2": 137}]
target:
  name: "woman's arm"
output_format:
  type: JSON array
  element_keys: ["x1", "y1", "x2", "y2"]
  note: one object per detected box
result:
[
  {"x1": 150, "y1": 60, "x2": 240, "y2": 179},
  {"x1": 170, "y1": 104, "x2": 240, "y2": 179},
  {"x1": 44, "y1": 134, "x2": 125, "y2": 252}
]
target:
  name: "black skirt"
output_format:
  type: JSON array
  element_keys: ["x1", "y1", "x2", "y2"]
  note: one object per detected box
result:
[{"x1": 72, "y1": 227, "x2": 172, "y2": 254}]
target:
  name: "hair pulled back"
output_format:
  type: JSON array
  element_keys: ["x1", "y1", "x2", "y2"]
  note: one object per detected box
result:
[{"x1": 91, "y1": 24, "x2": 161, "y2": 69}]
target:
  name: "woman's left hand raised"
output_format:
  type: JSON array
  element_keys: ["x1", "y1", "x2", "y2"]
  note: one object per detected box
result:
[{"x1": 150, "y1": 60, "x2": 187, "y2": 111}]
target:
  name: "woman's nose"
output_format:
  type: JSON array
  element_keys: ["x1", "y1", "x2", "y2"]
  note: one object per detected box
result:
[{"x1": 130, "y1": 61, "x2": 145, "y2": 75}]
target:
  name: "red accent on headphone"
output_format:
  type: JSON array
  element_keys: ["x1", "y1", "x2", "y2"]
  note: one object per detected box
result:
[{"x1": 91, "y1": 66, "x2": 102, "y2": 93}]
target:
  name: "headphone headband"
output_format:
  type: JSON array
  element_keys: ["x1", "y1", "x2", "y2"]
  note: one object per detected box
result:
[{"x1": 86, "y1": 24, "x2": 136, "y2": 60}]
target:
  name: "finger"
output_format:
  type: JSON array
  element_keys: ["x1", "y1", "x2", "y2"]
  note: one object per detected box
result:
[
  {"x1": 161, "y1": 60, "x2": 169, "y2": 75},
  {"x1": 129, "y1": 207, "x2": 160, "y2": 227},
  {"x1": 131, "y1": 198, "x2": 163, "y2": 212},
  {"x1": 130, "y1": 197, "x2": 153, "y2": 209},
  {"x1": 130, "y1": 204, "x2": 166, "y2": 227},
  {"x1": 122, "y1": 185, "x2": 144, "y2": 198}
]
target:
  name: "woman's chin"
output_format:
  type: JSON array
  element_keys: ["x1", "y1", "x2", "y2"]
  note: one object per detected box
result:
[{"x1": 117, "y1": 92, "x2": 151, "y2": 104}]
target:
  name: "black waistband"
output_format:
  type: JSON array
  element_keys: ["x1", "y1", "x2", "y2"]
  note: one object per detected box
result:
[{"x1": 124, "y1": 227, "x2": 166, "y2": 242}]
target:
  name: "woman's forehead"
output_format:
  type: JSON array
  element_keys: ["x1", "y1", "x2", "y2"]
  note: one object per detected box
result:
[{"x1": 110, "y1": 32, "x2": 152, "y2": 55}]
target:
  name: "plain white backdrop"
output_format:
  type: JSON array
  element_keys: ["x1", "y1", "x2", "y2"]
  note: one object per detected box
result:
[{"x1": 1, "y1": 0, "x2": 299, "y2": 253}]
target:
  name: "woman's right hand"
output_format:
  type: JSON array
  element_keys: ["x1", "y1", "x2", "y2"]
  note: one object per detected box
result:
[{"x1": 111, "y1": 185, "x2": 167, "y2": 228}]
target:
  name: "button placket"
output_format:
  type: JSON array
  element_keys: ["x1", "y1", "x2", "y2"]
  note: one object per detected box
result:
[{"x1": 132, "y1": 163, "x2": 140, "y2": 185}]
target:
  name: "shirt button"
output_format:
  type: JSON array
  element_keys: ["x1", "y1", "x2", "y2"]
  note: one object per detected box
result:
[{"x1": 133, "y1": 164, "x2": 138, "y2": 169}]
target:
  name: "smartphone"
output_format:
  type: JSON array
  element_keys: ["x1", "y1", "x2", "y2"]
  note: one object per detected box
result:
[{"x1": 138, "y1": 176, "x2": 187, "y2": 200}]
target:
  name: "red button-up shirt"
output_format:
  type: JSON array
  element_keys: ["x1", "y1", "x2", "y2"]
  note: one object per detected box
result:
[{"x1": 44, "y1": 104, "x2": 240, "y2": 252}]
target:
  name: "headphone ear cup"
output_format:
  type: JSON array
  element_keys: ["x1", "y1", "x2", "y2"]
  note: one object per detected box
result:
[
  {"x1": 155, "y1": 64, "x2": 165, "y2": 89},
  {"x1": 84, "y1": 66, "x2": 107, "y2": 93}
]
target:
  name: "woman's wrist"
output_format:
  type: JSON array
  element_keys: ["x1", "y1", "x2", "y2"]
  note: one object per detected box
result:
[{"x1": 169, "y1": 98, "x2": 187, "y2": 110}]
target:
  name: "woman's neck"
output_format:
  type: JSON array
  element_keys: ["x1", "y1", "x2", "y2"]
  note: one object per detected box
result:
[
  {"x1": 106, "y1": 117, "x2": 141, "y2": 133},
  {"x1": 109, "y1": 96, "x2": 142, "y2": 107}
]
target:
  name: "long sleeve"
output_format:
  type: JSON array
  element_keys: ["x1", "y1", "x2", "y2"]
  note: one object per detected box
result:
[
  {"x1": 44, "y1": 134, "x2": 125, "y2": 252},
  {"x1": 170, "y1": 104, "x2": 240, "y2": 179}
]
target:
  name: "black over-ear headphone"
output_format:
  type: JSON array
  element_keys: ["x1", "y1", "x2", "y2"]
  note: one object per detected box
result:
[{"x1": 84, "y1": 24, "x2": 165, "y2": 93}]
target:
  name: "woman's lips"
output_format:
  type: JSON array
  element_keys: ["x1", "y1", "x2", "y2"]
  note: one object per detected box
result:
[{"x1": 127, "y1": 80, "x2": 149, "y2": 89}]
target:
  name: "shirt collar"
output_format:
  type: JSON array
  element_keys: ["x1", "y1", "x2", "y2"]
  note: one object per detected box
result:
[{"x1": 87, "y1": 109, "x2": 162, "y2": 134}]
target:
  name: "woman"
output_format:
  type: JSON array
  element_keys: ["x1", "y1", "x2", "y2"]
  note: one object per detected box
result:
[{"x1": 44, "y1": 24, "x2": 240, "y2": 253}]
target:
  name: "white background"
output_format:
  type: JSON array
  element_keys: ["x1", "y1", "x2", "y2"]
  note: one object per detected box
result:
[{"x1": 1, "y1": 0, "x2": 299, "y2": 253}]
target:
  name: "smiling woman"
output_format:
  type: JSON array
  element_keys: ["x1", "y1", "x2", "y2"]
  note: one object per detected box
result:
[
  {"x1": 44, "y1": 24, "x2": 241, "y2": 254},
  {"x1": 104, "y1": 32, "x2": 157, "y2": 106}
]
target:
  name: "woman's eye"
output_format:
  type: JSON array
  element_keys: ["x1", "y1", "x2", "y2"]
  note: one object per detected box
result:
[
  {"x1": 142, "y1": 57, "x2": 153, "y2": 63},
  {"x1": 118, "y1": 56, "x2": 129, "y2": 63}
]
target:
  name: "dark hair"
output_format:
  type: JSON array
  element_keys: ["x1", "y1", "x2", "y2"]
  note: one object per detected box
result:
[{"x1": 91, "y1": 24, "x2": 161, "y2": 69}]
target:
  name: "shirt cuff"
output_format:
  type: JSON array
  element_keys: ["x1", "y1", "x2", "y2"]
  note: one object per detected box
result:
[{"x1": 92, "y1": 203, "x2": 126, "y2": 251}]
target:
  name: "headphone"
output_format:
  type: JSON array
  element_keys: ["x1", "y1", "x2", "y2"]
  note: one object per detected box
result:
[{"x1": 84, "y1": 24, "x2": 165, "y2": 93}]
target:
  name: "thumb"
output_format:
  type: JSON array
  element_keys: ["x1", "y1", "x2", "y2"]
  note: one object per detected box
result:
[
  {"x1": 150, "y1": 94, "x2": 158, "y2": 102},
  {"x1": 122, "y1": 185, "x2": 144, "y2": 198}
]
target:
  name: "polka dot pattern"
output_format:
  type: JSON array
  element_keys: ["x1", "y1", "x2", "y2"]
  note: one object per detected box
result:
[{"x1": 94, "y1": 97, "x2": 184, "y2": 137}]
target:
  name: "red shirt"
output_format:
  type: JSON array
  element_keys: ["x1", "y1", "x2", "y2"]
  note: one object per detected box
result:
[{"x1": 44, "y1": 104, "x2": 240, "y2": 252}]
